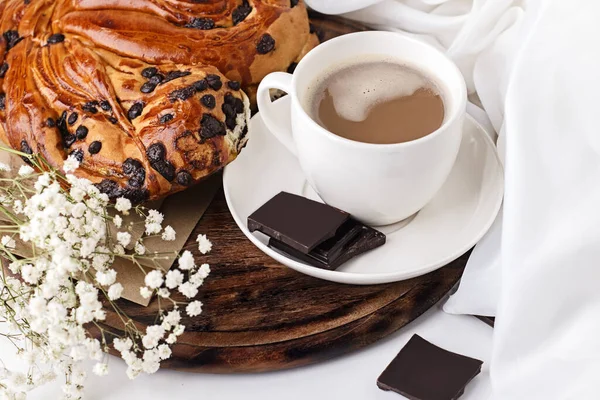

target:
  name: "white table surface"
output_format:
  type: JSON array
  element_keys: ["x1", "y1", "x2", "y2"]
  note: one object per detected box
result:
[{"x1": 0, "y1": 301, "x2": 493, "y2": 400}]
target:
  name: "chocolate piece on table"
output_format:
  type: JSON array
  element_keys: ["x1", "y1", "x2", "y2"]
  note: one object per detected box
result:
[
  {"x1": 474, "y1": 316, "x2": 495, "y2": 328},
  {"x1": 248, "y1": 191, "x2": 350, "y2": 254},
  {"x1": 268, "y1": 218, "x2": 385, "y2": 270},
  {"x1": 377, "y1": 335, "x2": 483, "y2": 400}
]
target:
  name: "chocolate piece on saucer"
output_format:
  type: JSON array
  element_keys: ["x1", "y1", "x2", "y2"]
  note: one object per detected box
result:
[
  {"x1": 248, "y1": 192, "x2": 350, "y2": 254},
  {"x1": 377, "y1": 334, "x2": 483, "y2": 400},
  {"x1": 268, "y1": 218, "x2": 385, "y2": 270}
]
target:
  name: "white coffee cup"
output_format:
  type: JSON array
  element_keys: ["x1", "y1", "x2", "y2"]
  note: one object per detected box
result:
[{"x1": 257, "y1": 31, "x2": 466, "y2": 226}]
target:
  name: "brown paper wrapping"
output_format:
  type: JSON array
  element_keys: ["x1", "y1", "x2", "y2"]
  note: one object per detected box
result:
[
  {"x1": 0, "y1": 149, "x2": 219, "y2": 306},
  {"x1": 113, "y1": 177, "x2": 219, "y2": 305}
]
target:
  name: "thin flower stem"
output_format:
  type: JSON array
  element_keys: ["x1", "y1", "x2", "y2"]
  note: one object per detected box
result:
[{"x1": 0, "y1": 205, "x2": 21, "y2": 226}]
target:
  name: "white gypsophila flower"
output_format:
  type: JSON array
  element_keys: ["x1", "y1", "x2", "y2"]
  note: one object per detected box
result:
[
  {"x1": 165, "y1": 269, "x2": 184, "y2": 289},
  {"x1": 71, "y1": 202, "x2": 86, "y2": 218},
  {"x1": 115, "y1": 197, "x2": 132, "y2": 214},
  {"x1": 198, "y1": 263, "x2": 211, "y2": 279},
  {"x1": 94, "y1": 308, "x2": 107, "y2": 321},
  {"x1": 18, "y1": 165, "x2": 34, "y2": 176},
  {"x1": 113, "y1": 338, "x2": 133, "y2": 353},
  {"x1": 28, "y1": 296, "x2": 46, "y2": 318},
  {"x1": 126, "y1": 366, "x2": 142, "y2": 380},
  {"x1": 189, "y1": 272, "x2": 204, "y2": 287},
  {"x1": 12, "y1": 199, "x2": 23, "y2": 214},
  {"x1": 172, "y1": 324, "x2": 185, "y2": 336},
  {"x1": 178, "y1": 250, "x2": 195, "y2": 271},
  {"x1": 146, "y1": 209, "x2": 164, "y2": 225},
  {"x1": 70, "y1": 186, "x2": 86, "y2": 202},
  {"x1": 46, "y1": 300, "x2": 67, "y2": 322},
  {"x1": 186, "y1": 301, "x2": 203, "y2": 317},
  {"x1": 135, "y1": 242, "x2": 146, "y2": 255},
  {"x1": 196, "y1": 234, "x2": 212, "y2": 254},
  {"x1": 21, "y1": 264, "x2": 42, "y2": 285},
  {"x1": 113, "y1": 244, "x2": 125, "y2": 255},
  {"x1": 177, "y1": 282, "x2": 198, "y2": 299},
  {"x1": 144, "y1": 270, "x2": 163, "y2": 289},
  {"x1": 122, "y1": 352, "x2": 142, "y2": 374},
  {"x1": 0, "y1": 162, "x2": 11, "y2": 172},
  {"x1": 161, "y1": 225, "x2": 176, "y2": 241},
  {"x1": 80, "y1": 237, "x2": 99, "y2": 258},
  {"x1": 120, "y1": 350, "x2": 135, "y2": 365},
  {"x1": 93, "y1": 363, "x2": 109, "y2": 377},
  {"x1": 85, "y1": 184, "x2": 101, "y2": 200},
  {"x1": 92, "y1": 252, "x2": 112, "y2": 271},
  {"x1": 8, "y1": 261, "x2": 21, "y2": 274},
  {"x1": 142, "y1": 325, "x2": 165, "y2": 349},
  {"x1": 33, "y1": 172, "x2": 51, "y2": 193},
  {"x1": 145, "y1": 222, "x2": 162, "y2": 235},
  {"x1": 108, "y1": 283, "x2": 124, "y2": 300},
  {"x1": 140, "y1": 287, "x2": 152, "y2": 299},
  {"x1": 163, "y1": 310, "x2": 181, "y2": 328},
  {"x1": 1, "y1": 235, "x2": 16, "y2": 249},
  {"x1": 62, "y1": 154, "x2": 80, "y2": 173},
  {"x1": 113, "y1": 214, "x2": 123, "y2": 228},
  {"x1": 116, "y1": 231, "x2": 131, "y2": 247},
  {"x1": 85, "y1": 338, "x2": 104, "y2": 361},
  {"x1": 157, "y1": 288, "x2": 170, "y2": 298},
  {"x1": 165, "y1": 334, "x2": 178, "y2": 345},
  {"x1": 142, "y1": 351, "x2": 160, "y2": 374},
  {"x1": 157, "y1": 344, "x2": 172, "y2": 361},
  {"x1": 96, "y1": 269, "x2": 117, "y2": 286}
]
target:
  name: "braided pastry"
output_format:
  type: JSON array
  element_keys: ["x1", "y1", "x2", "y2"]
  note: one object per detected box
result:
[{"x1": 0, "y1": 0, "x2": 317, "y2": 202}]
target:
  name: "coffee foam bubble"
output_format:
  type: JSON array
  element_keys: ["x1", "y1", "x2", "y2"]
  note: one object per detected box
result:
[{"x1": 308, "y1": 61, "x2": 438, "y2": 122}]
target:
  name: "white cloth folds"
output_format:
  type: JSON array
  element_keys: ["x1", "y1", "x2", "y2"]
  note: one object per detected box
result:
[
  {"x1": 493, "y1": 2, "x2": 600, "y2": 397},
  {"x1": 306, "y1": 0, "x2": 600, "y2": 398},
  {"x1": 444, "y1": 208, "x2": 503, "y2": 317}
]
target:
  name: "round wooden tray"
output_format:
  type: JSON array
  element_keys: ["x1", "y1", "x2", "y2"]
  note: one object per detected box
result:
[
  {"x1": 94, "y1": 14, "x2": 467, "y2": 373},
  {"x1": 95, "y1": 190, "x2": 467, "y2": 373}
]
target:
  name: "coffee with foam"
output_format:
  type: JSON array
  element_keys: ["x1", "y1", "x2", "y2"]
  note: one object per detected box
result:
[{"x1": 305, "y1": 60, "x2": 444, "y2": 144}]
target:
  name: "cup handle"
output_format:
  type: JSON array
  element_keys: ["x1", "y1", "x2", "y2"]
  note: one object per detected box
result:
[{"x1": 257, "y1": 72, "x2": 297, "y2": 157}]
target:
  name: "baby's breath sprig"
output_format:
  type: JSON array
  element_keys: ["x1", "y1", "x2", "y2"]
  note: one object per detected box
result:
[{"x1": 0, "y1": 150, "x2": 212, "y2": 399}]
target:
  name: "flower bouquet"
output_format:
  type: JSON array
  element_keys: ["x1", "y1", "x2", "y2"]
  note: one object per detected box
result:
[{"x1": 0, "y1": 149, "x2": 213, "y2": 399}]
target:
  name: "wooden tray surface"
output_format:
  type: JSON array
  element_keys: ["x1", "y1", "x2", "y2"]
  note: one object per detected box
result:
[{"x1": 95, "y1": 190, "x2": 466, "y2": 373}]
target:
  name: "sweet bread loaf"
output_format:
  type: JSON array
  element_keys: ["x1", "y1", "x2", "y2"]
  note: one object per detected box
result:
[{"x1": 0, "y1": 0, "x2": 317, "y2": 201}]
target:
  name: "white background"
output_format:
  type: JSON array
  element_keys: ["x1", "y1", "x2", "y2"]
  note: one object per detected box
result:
[{"x1": 1, "y1": 304, "x2": 492, "y2": 399}]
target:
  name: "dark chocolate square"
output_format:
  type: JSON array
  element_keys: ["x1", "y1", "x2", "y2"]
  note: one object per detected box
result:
[
  {"x1": 308, "y1": 219, "x2": 364, "y2": 264},
  {"x1": 248, "y1": 192, "x2": 349, "y2": 254},
  {"x1": 269, "y1": 218, "x2": 386, "y2": 270},
  {"x1": 377, "y1": 335, "x2": 483, "y2": 400}
]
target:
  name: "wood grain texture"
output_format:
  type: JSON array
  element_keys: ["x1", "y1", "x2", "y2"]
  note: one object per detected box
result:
[
  {"x1": 308, "y1": 11, "x2": 371, "y2": 41},
  {"x1": 95, "y1": 15, "x2": 467, "y2": 373}
]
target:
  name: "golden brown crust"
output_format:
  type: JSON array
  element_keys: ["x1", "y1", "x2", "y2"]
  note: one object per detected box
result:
[{"x1": 0, "y1": 0, "x2": 316, "y2": 201}]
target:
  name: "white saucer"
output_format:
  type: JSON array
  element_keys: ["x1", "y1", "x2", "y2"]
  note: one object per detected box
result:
[{"x1": 223, "y1": 96, "x2": 504, "y2": 285}]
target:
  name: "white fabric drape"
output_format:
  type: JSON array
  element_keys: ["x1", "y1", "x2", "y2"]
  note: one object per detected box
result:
[
  {"x1": 493, "y1": 2, "x2": 600, "y2": 397},
  {"x1": 305, "y1": 0, "x2": 600, "y2": 398}
]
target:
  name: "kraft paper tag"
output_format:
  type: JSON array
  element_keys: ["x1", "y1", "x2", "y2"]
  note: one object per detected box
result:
[{"x1": 113, "y1": 176, "x2": 220, "y2": 306}]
